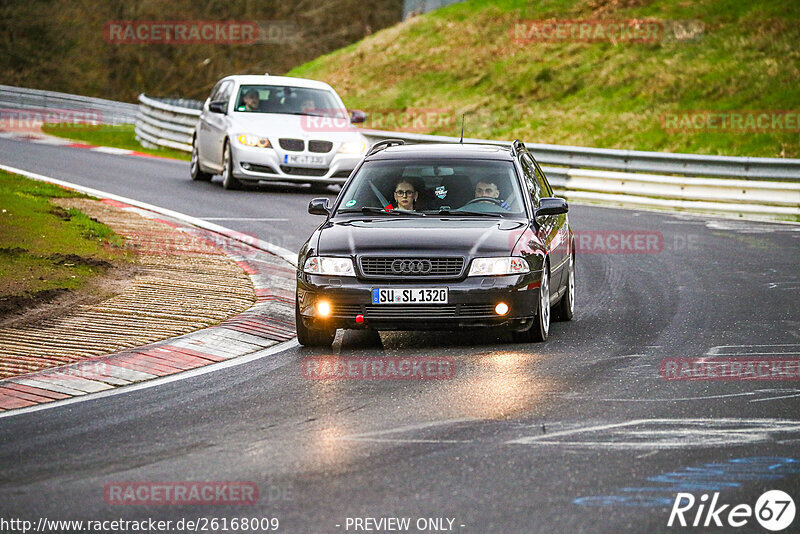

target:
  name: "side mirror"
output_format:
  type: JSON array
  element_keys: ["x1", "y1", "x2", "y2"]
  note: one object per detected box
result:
[
  {"x1": 536, "y1": 197, "x2": 568, "y2": 217},
  {"x1": 308, "y1": 197, "x2": 331, "y2": 216},
  {"x1": 208, "y1": 100, "x2": 227, "y2": 114},
  {"x1": 350, "y1": 109, "x2": 366, "y2": 124}
]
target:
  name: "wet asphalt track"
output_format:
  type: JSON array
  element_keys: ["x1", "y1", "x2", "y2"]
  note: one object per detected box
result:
[{"x1": 1, "y1": 136, "x2": 799, "y2": 533}]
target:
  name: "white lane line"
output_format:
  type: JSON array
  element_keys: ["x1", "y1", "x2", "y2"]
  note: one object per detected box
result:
[
  {"x1": 0, "y1": 163, "x2": 297, "y2": 266},
  {"x1": 506, "y1": 418, "x2": 800, "y2": 449},
  {"x1": 337, "y1": 438, "x2": 474, "y2": 444},
  {"x1": 707, "y1": 344, "x2": 800, "y2": 355},
  {"x1": 0, "y1": 339, "x2": 298, "y2": 420},
  {"x1": 342, "y1": 418, "x2": 476, "y2": 438},
  {"x1": 561, "y1": 392, "x2": 758, "y2": 402},
  {"x1": 92, "y1": 146, "x2": 134, "y2": 155},
  {"x1": 750, "y1": 392, "x2": 800, "y2": 403},
  {"x1": 336, "y1": 418, "x2": 477, "y2": 443},
  {"x1": 507, "y1": 421, "x2": 636, "y2": 444},
  {"x1": 200, "y1": 217, "x2": 290, "y2": 222}
]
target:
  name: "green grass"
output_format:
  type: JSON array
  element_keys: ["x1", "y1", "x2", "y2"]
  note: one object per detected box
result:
[
  {"x1": 41, "y1": 123, "x2": 190, "y2": 161},
  {"x1": 289, "y1": 0, "x2": 800, "y2": 158},
  {"x1": 0, "y1": 170, "x2": 130, "y2": 304}
]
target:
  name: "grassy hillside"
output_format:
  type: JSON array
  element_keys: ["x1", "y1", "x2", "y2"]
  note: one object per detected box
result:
[{"x1": 289, "y1": 0, "x2": 800, "y2": 158}]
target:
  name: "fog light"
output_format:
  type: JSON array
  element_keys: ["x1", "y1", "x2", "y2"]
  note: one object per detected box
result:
[
  {"x1": 316, "y1": 300, "x2": 332, "y2": 317},
  {"x1": 495, "y1": 302, "x2": 509, "y2": 316},
  {"x1": 355, "y1": 314, "x2": 365, "y2": 324},
  {"x1": 241, "y1": 162, "x2": 251, "y2": 170}
]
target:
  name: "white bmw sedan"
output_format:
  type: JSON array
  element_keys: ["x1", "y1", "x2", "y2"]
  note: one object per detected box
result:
[{"x1": 191, "y1": 74, "x2": 369, "y2": 191}]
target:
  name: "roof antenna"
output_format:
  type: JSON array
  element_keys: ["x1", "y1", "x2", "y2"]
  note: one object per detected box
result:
[{"x1": 459, "y1": 113, "x2": 466, "y2": 144}]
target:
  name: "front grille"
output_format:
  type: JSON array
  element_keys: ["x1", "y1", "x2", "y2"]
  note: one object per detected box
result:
[
  {"x1": 359, "y1": 257, "x2": 465, "y2": 279},
  {"x1": 280, "y1": 166, "x2": 328, "y2": 177},
  {"x1": 459, "y1": 304, "x2": 499, "y2": 317},
  {"x1": 331, "y1": 304, "x2": 362, "y2": 317},
  {"x1": 332, "y1": 303, "x2": 501, "y2": 320},
  {"x1": 365, "y1": 305, "x2": 457, "y2": 318},
  {"x1": 243, "y1": 163, "x2": 278, "y2": 174},
  {"x1": 279, "y1": 138, "x2": 304, "y2": 151},
  {"x1": 308, "y1": 140, "x2": 333, "y2": 153}
]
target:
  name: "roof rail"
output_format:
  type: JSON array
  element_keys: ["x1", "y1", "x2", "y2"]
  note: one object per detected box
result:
[
  {"x1": 366, "y1": 139, "x2": 405, "y2": 157},
  {"x1": 510, "y1": 139, "x2": 526, "y2": 157}
]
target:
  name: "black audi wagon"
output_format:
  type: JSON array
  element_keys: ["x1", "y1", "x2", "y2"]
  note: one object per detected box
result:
[{"x1": 295, "y1": 140, "x2": 575, "y2": 347}]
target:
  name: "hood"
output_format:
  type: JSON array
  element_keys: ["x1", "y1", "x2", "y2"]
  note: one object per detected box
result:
[
  {"x1": 316, "y1": 217, "x2": 528, "y2": 257},
  {"x1": 228, "y1": 113, "x2": 366, "y2": 143}
]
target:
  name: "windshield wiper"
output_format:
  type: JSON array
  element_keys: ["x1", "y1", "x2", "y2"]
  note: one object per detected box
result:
[
  {"x1": 438, "y1": 209, "x2": 499, "y2": 217},
  {"x1": 278, "y1": 111, "x2": 344, "y2": 118},
  {"x1": 339, "y1": 207, "x2": 425, "y2": 217}
]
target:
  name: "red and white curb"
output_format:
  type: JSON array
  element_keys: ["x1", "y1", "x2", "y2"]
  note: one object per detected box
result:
[
  {"x1": 0, "y1": 130, "x2": 175, "y2": 160},
  {"x1": 0, "y1": 164, "x2": 299, "y2": 416}
]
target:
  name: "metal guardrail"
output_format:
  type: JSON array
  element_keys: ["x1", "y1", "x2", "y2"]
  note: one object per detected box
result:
[
  {"x1": 0, "y1": 84, "x2": 138, "y2": 125},
  {"x1": 359, "y1": 129, "x2": 800, "y2": 182},
  {"x1": 133, "y1": 94, "x2": 799, "y2": 220},
  {"x1": 135, "y1": 94, "x2": 201, "y2": 152}
]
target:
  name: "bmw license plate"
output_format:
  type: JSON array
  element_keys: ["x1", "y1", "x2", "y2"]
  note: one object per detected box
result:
[
  {"x1": 284, "y1": 154, "x2": 326, "y2": 167},
  {"x1": 372, "y1": 288, "x2": 448, "y2": 304}
]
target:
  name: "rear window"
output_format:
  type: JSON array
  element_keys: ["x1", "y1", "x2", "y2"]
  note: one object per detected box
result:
[{"x1": 336, "y1": 159, "x2": 526, "y2": 217}]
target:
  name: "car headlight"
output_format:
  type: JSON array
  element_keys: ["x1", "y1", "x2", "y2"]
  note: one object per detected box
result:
[
  {"x1": 468, "y1": 257, "x2": 530, "y2": 276},
  {"x1": 337, "y1": 141, "x2": 366, "y2": 154},
  {"x1": 303, "y1": 256, "x2": 355, "y2": 276},
  {"x1": 237, "y1": 134, "x2": 271, "y2": 148}
]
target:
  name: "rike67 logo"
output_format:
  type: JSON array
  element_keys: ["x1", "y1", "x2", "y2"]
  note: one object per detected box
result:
[{"x1": 668, "y1": 490, "x2": 795, "y2": 531}]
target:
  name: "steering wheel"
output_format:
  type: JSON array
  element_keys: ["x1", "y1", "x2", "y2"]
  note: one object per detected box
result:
[{"x1": 461, "y1": 197, "x2": 506, "y2": 208}]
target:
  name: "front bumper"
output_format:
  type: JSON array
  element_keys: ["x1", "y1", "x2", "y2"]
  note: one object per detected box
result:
[
  {"x1": 230, "y1": 143, "x2": 362, "y2": 184},
  {"x1": 297, "y1": 272, "x2": 542, "y2": 331}
]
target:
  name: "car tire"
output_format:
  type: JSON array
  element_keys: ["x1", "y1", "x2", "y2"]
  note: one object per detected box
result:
[
  {"x1": 512, "y1": 262, "x2": 550, "y2": 343},
  {"x1": 295, "y1": 300, "x2": 336, "y2": 347},
  {"x1": 190, "y1": 138, "x2": 212, "y2": 181},
  {"x1": 221, "y1": 141, "x2": 243, "y2": 190},
  {"x1": 553, "y1": 252, "x2": 574, "y2": 322}
]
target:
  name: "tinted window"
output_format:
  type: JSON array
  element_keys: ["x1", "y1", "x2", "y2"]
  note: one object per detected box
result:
[
  {"x1": 520, "y1": 153, "x2": 540, "y2": 206},
  {"x1": 218, "y1": 81, "x2": 233, "y2": 104},
  {"x1": 208, "y1": 81, "x2": 224, "y2": 102},
  {"x1": 533, "y1": 158, "x2": 553, "y2": 197},
  {"x1": 336, "y1": 159, "x2": 526, "y2": 217}
]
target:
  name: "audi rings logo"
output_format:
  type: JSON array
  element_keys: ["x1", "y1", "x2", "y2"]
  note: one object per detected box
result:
[{"x1": 391, "y1": 259, "x2": 432, "y2": 275}]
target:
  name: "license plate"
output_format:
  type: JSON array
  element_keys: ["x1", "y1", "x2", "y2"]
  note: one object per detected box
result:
[
  {"x1": 284, "y1": 154, "x2": 326, "y2": 167},
  {"x1": 372, "y1": 288, "x2": 448, "y2": 304}
]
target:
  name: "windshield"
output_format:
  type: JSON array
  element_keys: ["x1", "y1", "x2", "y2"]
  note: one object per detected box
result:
[
  {"x1": 234, "y1": 84, "x2": 346, "y2": 117},
  {"x1": 335, "y1": 159, "x2": 527, "y2": 217}
]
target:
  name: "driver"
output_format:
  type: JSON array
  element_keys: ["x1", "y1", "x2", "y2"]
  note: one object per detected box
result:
[
  {"x1": 243, "y1": 89, "x2": 260, "y2": 111},
  {"x1": 474, "y1": 179, "x2": 510, "y2": 210}
]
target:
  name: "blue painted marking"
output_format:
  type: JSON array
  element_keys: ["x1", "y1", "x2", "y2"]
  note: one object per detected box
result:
[
  {"x1": 574, "y1": 457, "x2": 799, "y2": 508},
  {"x1": 372, "y1": 289, "x2": 379, "y2": 304}
]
